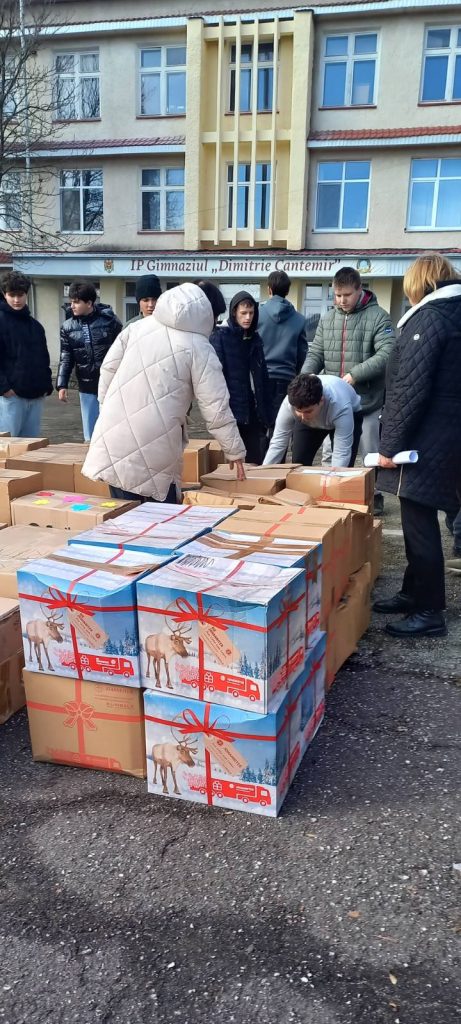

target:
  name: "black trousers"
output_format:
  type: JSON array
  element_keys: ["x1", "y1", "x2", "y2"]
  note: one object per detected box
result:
[
  {"x1": 267, "y1": 378, "x2": 290, "y2": 436},
  {"x1": 291, "y1": 412, "x2": 363, "y2": 468},
  {"x1": 400, "y1": 496, "x2": 445, "y2": 611},
  {"x1": 238, "y1": 417, "x2": 268, "y2": 465},
  {"x1": 109, "y1": 481, "x2": 178, "y2": 504}
]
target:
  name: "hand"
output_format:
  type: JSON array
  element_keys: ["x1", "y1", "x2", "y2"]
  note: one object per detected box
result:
[
  {"x1": 229, "y1": 459, "x2": 246, "y2": 481},
  {"x1": 58, "y1": 388, "x2": 68, "y2": 402},
  {"x1": 342, "y1": 373, "x2": 355, "y2": 386},
  {"x1": 2, "y1": 389, "x2": 15, "y2": 397},
  {"x1": 378, "y1": 454, "x2": 397, "y2": 469}
]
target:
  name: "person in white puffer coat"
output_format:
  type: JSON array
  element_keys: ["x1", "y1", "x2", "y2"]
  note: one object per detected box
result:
[{"x1": 82, "y1": 282, "x2": 246, "y2": 501}]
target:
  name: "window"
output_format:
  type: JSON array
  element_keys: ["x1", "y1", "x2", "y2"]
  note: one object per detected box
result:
[
  {"x1": 315, "y1": 161, "x2": 370, "y2": 230},
  {"x1": 229, "y1": 42, "x2": 274, "y2": 113},
  {"x1": 227, "y1": 162, "x2": 272, "y2": 229},
  {"x1": 408, "y1": 158, "x2": 461, "y2": 229},
  {"x1": 322, "y1": 33, "x2": 377, "y2": 106},
  {"x1": 60, "y1": 170, "x2": 103, "y2": 232},
  {"x1": 140, "y1": 46, "x2": 186, "y2": 116},
  {"x1": 0, "y1": 173, "x2": 21, "y2": 230},
  {"x1": 421, "y1": 27, "x2": 461, "y2": 102},
  {"x1": 141, "y1": 168, "x2": 185, "y2": 230},
  {"x1": 55, "y1": 52, "x2": 100, "y2": 120},
  {"x1": 124, "y1": 282, "x2": 139, "y2": 323}
]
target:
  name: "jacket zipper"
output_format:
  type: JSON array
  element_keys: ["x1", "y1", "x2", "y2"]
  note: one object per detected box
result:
[{"x1": 340, "y1": 315, "x2": 348, "y2": 377}]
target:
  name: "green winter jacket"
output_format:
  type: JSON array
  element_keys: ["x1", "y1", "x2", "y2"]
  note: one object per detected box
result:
[{"x1": 302, "y1": 290, "x2": 395, "y2": 413}]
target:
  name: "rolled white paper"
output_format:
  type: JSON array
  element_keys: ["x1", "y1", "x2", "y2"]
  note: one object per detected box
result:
[{"x1": 364, "y1": 450, "x2": 418, "y2": 468}]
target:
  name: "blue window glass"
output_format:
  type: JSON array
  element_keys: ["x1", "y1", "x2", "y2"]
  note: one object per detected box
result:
[
  {"x1": 342, "y1": 181, "x2": 369, "y2": 229},
  {"x1": 325, "y1": 37, "x2": 348, "y2": 57},
  {"x1": 426, "y1": 28, "x2": 451, "y2": 48},
  {"x1": 351, "y1": 60, "x2": 375, "y2": 104},
  {"x1": 409, "y1": 181, "x2": 434, "y2": 227},
  {"x1": 454, "y1": 55, "x2": 461, "y2": 98},
  {"x1": 422, "y1": 55, "x2": 448, "y2": 100},
  {"x1": 354, "y1": 34, "x2": 377, "y2": 54},
  {"x1": 323, "y1": 63, "x2": 346, "y2": 105},
  {"x1": 316, "y1": 182, "x2": 341, "y2": 229}
]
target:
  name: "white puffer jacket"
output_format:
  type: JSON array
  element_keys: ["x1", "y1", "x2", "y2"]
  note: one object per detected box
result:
[{"x1": 82, "y1": 283, "x2": 246, "y2": 499}]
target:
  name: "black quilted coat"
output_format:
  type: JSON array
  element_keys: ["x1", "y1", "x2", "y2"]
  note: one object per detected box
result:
[
  {"x1": 210, "y1": 292, "x2": 273, "y2": 427},
  {"x1": 56, "y1": 303, "x2": 122, "y2": 395},
  {"x1": 378, "y1": 281, "x2": 461, "y2": 511}
]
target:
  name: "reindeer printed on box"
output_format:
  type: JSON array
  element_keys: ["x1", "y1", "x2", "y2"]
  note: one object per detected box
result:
[
  {"x1": 145, "y1": 623, "x2": 192, "y2": 688},
  {"x1": 152, "y1": 736, "x2": 197, "y2": 794},
  {"x1": 25, "y1": 607, "x2": 64, "y2": 672}
]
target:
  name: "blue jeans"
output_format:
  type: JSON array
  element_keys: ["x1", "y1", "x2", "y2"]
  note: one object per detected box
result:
[
  {"x1": 79, "y1": 392, "x2": 100, "y2": 441},
  {"x1": 0, "y1": 394, "x2": 44, "y2": 437}
]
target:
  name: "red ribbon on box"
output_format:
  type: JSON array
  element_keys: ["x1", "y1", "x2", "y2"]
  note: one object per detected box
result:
[{"x1": 27, "y1": 678, "x2": 143, "y2": 771}]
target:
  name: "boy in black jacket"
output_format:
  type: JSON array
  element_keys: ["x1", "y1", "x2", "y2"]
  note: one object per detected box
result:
[
  {"x1": 57, "y1": 280, "x2": 122, "y2": 441},
  {"x1": 0, "y1": 271, "x2": 52, "y2": 437}
]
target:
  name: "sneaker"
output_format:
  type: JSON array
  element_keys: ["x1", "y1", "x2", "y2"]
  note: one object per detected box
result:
[{"x1": 373, "y1": 493, "x2": 384, "y2": 516}]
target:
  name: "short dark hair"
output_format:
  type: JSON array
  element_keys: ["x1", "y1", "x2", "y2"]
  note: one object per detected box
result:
[
  {"x1": 68, "y1": 280, "x2": 97, "y2": 304},
  {"x1": 268, "y1": 270, "x2": 291, "y2": 297},
  {"x1": 287, "y1": 373, "x2": 323, "y2": 409},
  {"x1": 196, "y1": 280, "x2": 226, "y2": 319},
  {"x1": 333, "y1": 267, "x2": 361, "y2": 289},
  {"x1": 1, "y1": 271, "x2": 31, "y2": 295}
]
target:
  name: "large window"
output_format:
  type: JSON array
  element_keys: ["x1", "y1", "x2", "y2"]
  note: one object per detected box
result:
[
  {"x1": 408, "y1": 158, "x2": 461, "y2": 229},
  {"x1": 229, "y1": 42, "x2": 274, "y2": 113},
  {"x1": 141, "y1": 168, "x2": 185, "y2": 230},
  {"x1": 140, "y1": 46, "x2": 186, "y2": 116},
  {"x1": 60, "y1": 170, "x2": 103, "y2": 232},
  {"x1": 322, "y1": 33, "x2": 377, "y2": 107},
  {"x1": 421, "y1": 27, "x2": 461, "y2": 102},
  {"x1": 227, "y1": 162, "x2": 272, "y2": 229},
  {"x1": 315, "y1": 161, "x2": 370, "y2": 230},
  {"x1": 55, "y1": 52, "x2": 100, "y2": 120},
  {"x1": 0, "y1": 173, "x2": 21, "y2": 230}
]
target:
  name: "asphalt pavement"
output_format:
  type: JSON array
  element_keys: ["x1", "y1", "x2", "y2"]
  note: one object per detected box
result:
[{"x1": 0, "y1": 393, "x2": 459, "y2": 1024}]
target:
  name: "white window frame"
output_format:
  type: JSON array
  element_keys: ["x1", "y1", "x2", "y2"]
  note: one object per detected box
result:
[
  {"x1": 140, "y1": 167, "x2": 185, "y2": 232},
  {"x1": 54, "y1": 50, "x2": 100, "y2": 121},
  {"x1": 420, "y1": 25, "x2": 461, "y2": 102},
  {"x1": 0, "y1": 172, "x2": 22, "y2": 230},
  {"x1": 320, "y1": 31, "x2": 379, "y2": 108},
  {"x1": 59, "y1": 169, "x2": 104, "y2": 234},
  {"x1": 139, "y1": 45, "x2": 186, "y2": 117},
  {"x1": 407, "y1": 157, "x2": 461, "y2": 230},
  {"x1": 314, "y1": 160, "x2": 371, "y2": 233},
  {"x1": 228, "y1": 41, "x2": 275, "y2": 114},
  {"x1": 227, "y1": 161, "x2": 272, "y2": 230}
]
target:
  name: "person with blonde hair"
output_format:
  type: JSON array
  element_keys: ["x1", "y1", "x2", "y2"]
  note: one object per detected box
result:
[{"x1": 374, "y1": 252, "x2": 461, "y2": 637}]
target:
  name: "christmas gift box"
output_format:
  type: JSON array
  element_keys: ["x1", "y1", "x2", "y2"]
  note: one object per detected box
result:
[
  {"x1": 131, "y1": 502, "x2": 236, "y2": 529},
  {"x1": 143, "y1": 663, "x2": 315, "y2": 817},
  {"x1": 286, "y1": 467, "x2": 375, "y2": 509},
  {"x1": 180, "y1": 531, "x2": 322, "y2": 649},
  {"x1": 17, "y1": 551, "x2": 170, "y2": 687},
  {"x1": 302, "y1": 632, "x2": 327, "y2": 746},
  {"x1": 68, "y1": 509, "x2": 214, "y2": 556},
  {"x1": 137, "y1": 554, "x2": 306, "y2": 714},
  {"x1": 24, "y1": 671, "x2": 146, "y2": 777},
  {"x1": 11, "y1": 490, "x2": 138, "y2": 531},
  {"x1": 0, "y1": 526, "x2": 76, "y2": 599},
  {"x1": 51, "y1": 542, "x2": 171, "y2": 577}
]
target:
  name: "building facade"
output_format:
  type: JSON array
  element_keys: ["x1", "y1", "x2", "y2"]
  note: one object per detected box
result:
[{"x1": 8, "y1": 0, "x2": 461, "y2": 359}]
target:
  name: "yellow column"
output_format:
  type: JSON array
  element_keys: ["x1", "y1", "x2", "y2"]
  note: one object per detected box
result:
[
  {"x1": 34, "y1": 280, "x2": 61, "y2": 364},
  {"x1": 99, "y1": 278, "x2": 125, "y2": 322},
  {"x1": 369, "y1": 278, "x2": 393, "y2": 314},
  {"x1": 184, "y1": 17, "x2": 204, "y2": 250},
  {"x1": 287, "y1": 10, "x2": 313, "y2": 250}
]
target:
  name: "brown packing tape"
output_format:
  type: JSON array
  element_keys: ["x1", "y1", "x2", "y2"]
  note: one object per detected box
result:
[
  {"x1": 23, "y1": 671, "x2": 146, "y2": 777},
  {"x1": 0, "y1": 650, "x2": 25, "y2": 724},
  {"x1": 0, "y1": 525, "x2": 79, "y2": 599}
]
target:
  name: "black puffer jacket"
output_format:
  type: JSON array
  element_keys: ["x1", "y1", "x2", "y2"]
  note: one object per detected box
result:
[
  {"x1": 210, "y1": 292, "x2": 273, "y2": 427},
  {"x1": 56, "y1": 303, "x2": 122, "y2": 395},
  {"x1": 378, "y1": 281, "x2": 461, "y2": 511},
  {"x1": 0, "y1": 299, "x2": 52, "y2": 399}
]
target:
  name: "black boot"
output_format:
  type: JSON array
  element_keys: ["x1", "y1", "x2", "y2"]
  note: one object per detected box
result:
[
  {"x1": 373, "y1": 493, "x2": 384, "y2": 516},
  {"x1": 373, "y1": 591, "x2": 414, "y2": 614},
  {"x1": 385, "y1": 611, "x2": 447, "y2": 638}
]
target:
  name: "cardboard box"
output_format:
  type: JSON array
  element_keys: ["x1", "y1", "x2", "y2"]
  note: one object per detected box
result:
[
  {"x1": 286, "y1": 467, "x2": 375, "y2": 508},
  {"x1": 6, "y1": 443, "x2": 110, "y2": 496},
  {"x1": 185, "y1": 530, "x2": 322, "y2": 648},
  {"x1": 370, "y1": 519, "x2": 383, "y2": 585},
  {"x1": 143, "y1": 649, "x2": 323, "y2": 817},
  {"x1": 0, "y1": 597, "x2": 23, "y2": 661},
  {"x1": 332, "y1": 562, "x2": 372, "y2": 679},
  {"x1": 0, "y1": 650, "x2": 25, "y2": 724},
  {"x1": 325, "y1": 606, "x2": 338, "y2": 691},
  {"x1": 17, "y1": 550, "x2": 171, "y2": 687},
  {"x1": 200, "y1": 464, "x2": 300, "y2": 495},
  {"x1": 51, "y1": 542, "x2": 171, "y2": 578},
  {"x1": 0, "y1": 469, "x2": 43, "y2": 525},
  {"x1": 0, "y1": 437, "x2": 48, "y2": 458},
  {"x1": 207, "y1": 440, "x2": 226, "y2": 472},
  {"x1": 0, "y1": 525, "x2": 76, "y2": 599},
  {"x1": 182, "y1": 441, "x2": 210, "y2": 484},
  {"x1": 24, "y1": 672, "x2": 146, "y2": 777},
  {"x1": 11, "y1": 490, "x2": 138, "y2": 531},
  {"x1": 137, "y1": 553, "x2": 306, "y2": 714},
  {"x1": 261, "y1": 488, "x2": 316, "y2": 507}
]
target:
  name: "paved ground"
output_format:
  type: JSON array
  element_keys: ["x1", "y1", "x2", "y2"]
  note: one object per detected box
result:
[{"x1": 1, "y1": 397, "x2": 460, "y2": 1024}]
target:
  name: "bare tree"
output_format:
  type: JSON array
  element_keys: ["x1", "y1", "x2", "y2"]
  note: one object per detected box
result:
[{"x1": 0, "y1": 1, "x2": 93, "y2": 250}]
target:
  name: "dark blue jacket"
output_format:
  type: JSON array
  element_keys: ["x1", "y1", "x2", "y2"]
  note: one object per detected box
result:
[
  {"x1": 0, "y1": 299, "x2": 52, "y2": 399},
  {"x1": 210, "y1": 292, "x2": 274, "y2": 427},
  {"x1": 258, "y1": 294, "x2": 308, "y2": 382}
]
